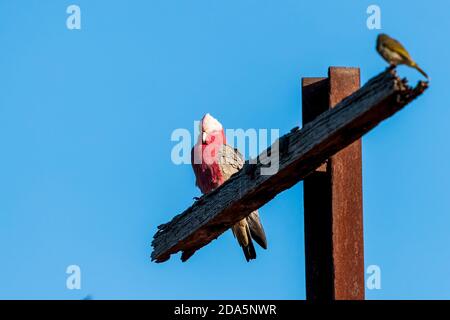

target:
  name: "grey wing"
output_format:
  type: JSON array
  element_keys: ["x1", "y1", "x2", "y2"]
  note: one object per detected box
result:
[
  {"x1": 219, "y1": 144, "x2": 268, "y2": 250},
  {"x1": 247, "y1": 210, "x2": 267, "y2": 249},
  {"x1": 218, "y1": 144, "x2": 244, "y2": 180}
]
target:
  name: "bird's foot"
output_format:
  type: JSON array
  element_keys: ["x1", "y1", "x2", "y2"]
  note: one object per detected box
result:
[{"x1": 387, "y1": 65, "x2": 396, "y2": 71}]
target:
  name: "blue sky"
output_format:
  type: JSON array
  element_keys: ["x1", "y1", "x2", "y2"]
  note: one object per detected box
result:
[{"x1": 0, "y1": 0, "x2": 449, "y2": 299}]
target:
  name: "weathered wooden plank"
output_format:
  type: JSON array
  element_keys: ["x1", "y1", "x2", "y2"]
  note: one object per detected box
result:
[{"x1": 151, "y1": 69, "x2": 428, "y2": 263}]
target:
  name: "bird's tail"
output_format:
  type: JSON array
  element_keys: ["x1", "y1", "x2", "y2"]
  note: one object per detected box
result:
[
  {"x1": 232, "y1": 219, "x2": 257, "y2": 262},
  {"x1": 246, "y1": 210, "x2": 267, "y2": 250},
  {"x1": 242, "y1": 237, "x2": 256, "y2": 262},
  {"x1": 411, "y1": 62, "x2": 429, "y2": 80}
]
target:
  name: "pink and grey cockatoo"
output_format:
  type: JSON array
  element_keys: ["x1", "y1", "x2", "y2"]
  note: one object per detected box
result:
[{"x1": 191, "y1": 113, "x2": 267, "y2": 262}]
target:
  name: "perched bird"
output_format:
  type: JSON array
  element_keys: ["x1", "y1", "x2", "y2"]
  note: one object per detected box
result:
[
  {"x1": 377, "y1": 33, "x2": 429, "y2": 79},
  {"x1": 191, "y1": 113, "x2": 267, "y2": 262}
]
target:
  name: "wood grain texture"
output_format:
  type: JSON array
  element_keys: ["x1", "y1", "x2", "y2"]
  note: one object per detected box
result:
[{"x1": 151, "y1": 69, "x2": 428, "y2": 263}]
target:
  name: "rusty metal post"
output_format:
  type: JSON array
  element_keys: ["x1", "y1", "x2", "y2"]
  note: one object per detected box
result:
[{"x1": 302, "y1": 67, "x2": 365, "y2": 300}]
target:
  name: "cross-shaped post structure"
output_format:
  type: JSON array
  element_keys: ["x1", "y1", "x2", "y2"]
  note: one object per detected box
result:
[{"x1": 151, "y1": 67, "x2": 428, "y2": 300}]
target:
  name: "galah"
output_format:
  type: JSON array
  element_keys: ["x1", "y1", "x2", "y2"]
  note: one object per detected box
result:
[{"x1": 191, "y1": 113, "x2": 267, "y2": 262}]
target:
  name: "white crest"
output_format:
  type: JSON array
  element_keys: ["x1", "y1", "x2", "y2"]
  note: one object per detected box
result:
[{"x1": 201, "y1": 113, "x2": 223, "y2": 133}]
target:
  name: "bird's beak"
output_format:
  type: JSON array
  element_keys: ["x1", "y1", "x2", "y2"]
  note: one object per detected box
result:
[{"x1": 202, "y1": 132, "x2": 207, "y2": 144}]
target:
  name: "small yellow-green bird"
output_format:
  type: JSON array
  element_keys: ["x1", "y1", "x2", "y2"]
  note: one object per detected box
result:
[{"x1": 377, "y1": 33, "x2": 429, "y2": 79}]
